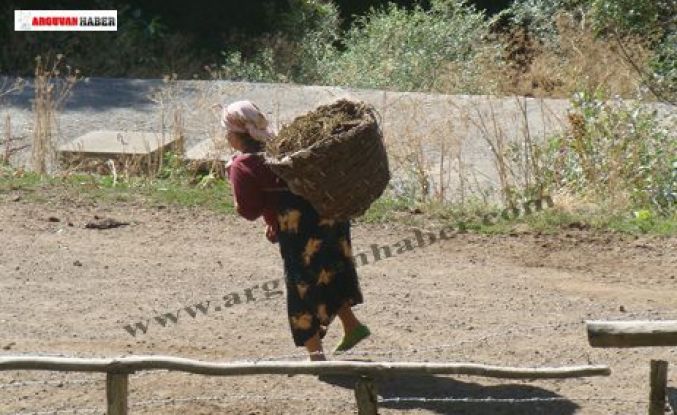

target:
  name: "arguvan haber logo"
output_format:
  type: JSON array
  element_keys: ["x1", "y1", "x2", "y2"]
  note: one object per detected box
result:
[
  {"x1": 15, "y1": 10, "x2": 117, "y2": 31},
  {"x1": 31, "y1": 16, "x2": 78, "y2": 26}
]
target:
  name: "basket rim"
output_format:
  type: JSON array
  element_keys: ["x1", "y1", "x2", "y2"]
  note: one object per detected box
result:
[{"x1": 265, "y1": 100, "x2": 379, "y2": 165}]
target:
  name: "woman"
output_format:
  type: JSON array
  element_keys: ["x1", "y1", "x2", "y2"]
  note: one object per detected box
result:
[{"x1": 222, "y1": 100, "x2": 370, "y2": 361}]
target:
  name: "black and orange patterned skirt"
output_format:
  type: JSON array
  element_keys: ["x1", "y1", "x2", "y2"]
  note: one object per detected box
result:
[{"x1": 276, "y1": 190, "x2": 364, "y2": 347}]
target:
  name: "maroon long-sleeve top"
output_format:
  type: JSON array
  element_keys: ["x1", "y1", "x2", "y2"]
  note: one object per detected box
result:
[{"x1": 227, "y1": 153, "x2": 285, "y2": 227}]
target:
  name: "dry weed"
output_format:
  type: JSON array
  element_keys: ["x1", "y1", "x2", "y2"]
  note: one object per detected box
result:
[
  {"x1": 0, "y1": 77, "x2": 25, "y2": 164},
  {"x1": 3, "y1": 114, "x2": 11, "y2": 164},
  {"x1": 501, "y1": 14, "x2": 652, "y2": 98},
  {"x1": 383, "y1": 94, "x2": 465, "y2": 205},
  {"x1": 32, "y1": 54, "x2": 81, "y2": 174}
]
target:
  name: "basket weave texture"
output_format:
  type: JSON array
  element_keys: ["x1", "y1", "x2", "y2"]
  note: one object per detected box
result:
[{"x1": 264, "y1": 100, "x2": 390, "y2": 220}]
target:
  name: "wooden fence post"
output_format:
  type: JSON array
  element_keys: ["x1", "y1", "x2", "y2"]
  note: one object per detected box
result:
[
  {"x1": 106, "y1": 373, "x2": 128, "y2": 415},
  {"x1": 355, "y1": 376, "x2": 378, "y2": 415},
  {"x1": 649, "y1": 360, "x2": 669, "y2": 415}
]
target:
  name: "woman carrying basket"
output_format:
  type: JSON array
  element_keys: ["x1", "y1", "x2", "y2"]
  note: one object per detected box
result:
[{"x1": 221, "y1": 100, "x2": 370, "y2": 361}]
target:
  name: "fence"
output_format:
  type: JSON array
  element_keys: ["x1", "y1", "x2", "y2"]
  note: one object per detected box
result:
[
  {"x1": 587, "y1": 320, "x2": 677, "y2": 415},
  {"x1": 0, "y1": 355, "x2": 610, "y2": 415}
]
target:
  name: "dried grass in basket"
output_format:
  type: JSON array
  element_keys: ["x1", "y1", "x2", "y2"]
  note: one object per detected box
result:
[{"x1": 264, "y1": 99, "x2": 390, "y2": 220}]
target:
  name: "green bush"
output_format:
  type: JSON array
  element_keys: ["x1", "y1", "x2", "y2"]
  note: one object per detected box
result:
[
  {"x1": 547, "y1": 93, "x2": 676, "y2": 212},
  {"x1": 588, "y1": 0, "x2": 674, "y2": 36},
  {"x1": 277, "y1": 0, "x2": 341, "y2": 84},
  {"x1": 502, "y1": 0, "x2": 581, "y2": 38},
  {"x1": 323, "y1": 0, "x2": 487, "y2": 92},
  {"x1": 220, "y1": 48, "x2": 284, "y2": 83},
  {"x1": 649, "y1": 32, "x2": 677, "y2": 101},
  {"x1": 219, "y1": 0, "x2": 340, "y2": 84},
  {"x1": 504, "y1": 0, "x2": 673, "y2": 39},
  {"x1": 219, "y1": 0, "x2": 488, "y2": 91}
]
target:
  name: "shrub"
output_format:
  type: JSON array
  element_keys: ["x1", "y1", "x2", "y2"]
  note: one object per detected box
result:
[
  {"x1": 492, "y1": 0, "x2": 672, "y2": 101},
  {"x1": 588, "y1": 0, "x2": 674, "y2": 36},
  {"x1": 219, "y1": 0, "x2": 340, "y2": 84},
  {"x1": 323, "y1": 0, "x2": 487, "y2": 92},
  {"x1": 545, "y1": 93, "x2": 676, "y2": 212},
  {"x1": 220, "y1": 48, "x2": 284, "y2": 83},
  {"x1": 501, "y1": 0, "x2": 582, "y2": 38},
  {"x1": 507, "y1": 15, "x2": 650, "y2": 98},
  {"x1": 273, "y1": 0, "x2": 341, "y2": 84},
  {"x1": 649, "y1": 32, "x2": 677, "y2": 102}
]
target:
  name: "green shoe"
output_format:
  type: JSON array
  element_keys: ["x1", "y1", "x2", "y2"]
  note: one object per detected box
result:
[{"x1": 334, "y1": 324, "x2": 371, "y2": 354}]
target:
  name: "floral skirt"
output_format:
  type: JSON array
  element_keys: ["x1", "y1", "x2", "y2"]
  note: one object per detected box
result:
[{"x1": 276, "y1": 190, "x2": 364, "y2": 347}]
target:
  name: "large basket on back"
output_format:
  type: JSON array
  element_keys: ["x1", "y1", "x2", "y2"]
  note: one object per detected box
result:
[{"x1": 265, "y1": 100, "x2": 390, "y2": 220}]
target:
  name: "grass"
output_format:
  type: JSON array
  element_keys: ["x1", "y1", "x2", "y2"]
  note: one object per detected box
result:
[
  {"x1": 361, "y1": 190, "x2": 676, "y2": 236},
  {"x1": 473, "y1": 208, "x2": 677, "y2": 236},
  {"x1": 1, "y1": 166, "x2": 674, "y2": 236},
  {"x1": 0, "y1": 168, "x2": 235, "y2": 214},
  {"x1": 604, "y1": 213, "x2": 677, "y2": 236},
  {"x1": 359, "y1": 195, "x2": 415, "y2": 223}
]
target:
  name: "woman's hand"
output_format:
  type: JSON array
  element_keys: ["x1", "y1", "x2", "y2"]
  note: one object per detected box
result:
[
  {"x1": 265, "y1": 223, "x2": 279, "y2": 244},
  {"x1": 225, "y1": 153, "x2": 239, "y2": 180}
]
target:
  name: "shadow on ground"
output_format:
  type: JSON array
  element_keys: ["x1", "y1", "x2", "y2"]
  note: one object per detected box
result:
[
  {"x1": 4, "y1": 77, "x2": 161, "y2": 111},
  {"x1": 319, "y1": 374, "x2": 579, "y2": 415}
]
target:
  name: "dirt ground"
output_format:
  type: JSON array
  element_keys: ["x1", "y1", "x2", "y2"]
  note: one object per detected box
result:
[{"x1": 1, "y1": 192, "x2": 676, "y2": 415}]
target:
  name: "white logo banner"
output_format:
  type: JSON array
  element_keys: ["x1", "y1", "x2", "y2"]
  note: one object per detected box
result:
[{"x1": 15, "y1": 10, "x2": 117, "y2": 31}]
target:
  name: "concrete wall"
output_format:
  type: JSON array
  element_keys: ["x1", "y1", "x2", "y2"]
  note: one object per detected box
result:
[{"x1": 2, "y1": 77, "x2": 673, "y2": 201}]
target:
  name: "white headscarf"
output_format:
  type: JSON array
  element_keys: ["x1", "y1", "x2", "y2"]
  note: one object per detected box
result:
[{"x1": 220, "y1": 100, "x2": 275, "y2": 142}]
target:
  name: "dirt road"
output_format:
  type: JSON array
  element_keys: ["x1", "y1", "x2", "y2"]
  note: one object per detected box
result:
[{"x1": 1, "y1": 195, "x2": 676, "y2": 414}]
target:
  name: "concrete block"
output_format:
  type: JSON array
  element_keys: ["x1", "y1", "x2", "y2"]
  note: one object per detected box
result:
[
  {"x1": 59, "y1": 130, "x2": 173, "y2": 156},
  {"x1": 58, "y1": 130, "x2": 176, "y2": 173}
]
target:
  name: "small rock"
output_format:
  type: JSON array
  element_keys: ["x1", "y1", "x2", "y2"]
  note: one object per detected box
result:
[
  {"x1": 73, "y1": 260, "x2": 83, "y2": 267},
  {"x1": 567, "y1": 221, "x2": 589, "y2": 230},
  {"x1": 85, "y1": 218, "x2": 129, "y2": 230},
  {"x1": 11, "y1": 195, "x2": 21, "y2": 202},
  {"x1": 2, "y1": 342, "x2": 15, "y2": 350},
  {"x1": 47, "y1": 216, "x2": 60, "y2": 223},
  {"x1": 511, "y1": 223, "x2": 531, "y2": 234},
  {"x1": 619, "y1": 305, "x2": 626, "y2": 312}
]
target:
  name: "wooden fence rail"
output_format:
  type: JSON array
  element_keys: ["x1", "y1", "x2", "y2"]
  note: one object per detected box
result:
[
  {"x1": 0, "y1": 355, "x2": 611, "y2": 415},
  {"x1": 587, "y1": 320, "x2": 677, "y2": 348},
  {"x1": 586, "y1": 320, "x2": 677, "y2": 415}
]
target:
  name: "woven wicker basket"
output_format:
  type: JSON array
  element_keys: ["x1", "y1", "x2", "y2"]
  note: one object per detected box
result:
[{"x1": 264, "y1": 100, "x2": 390, "y2": 220}]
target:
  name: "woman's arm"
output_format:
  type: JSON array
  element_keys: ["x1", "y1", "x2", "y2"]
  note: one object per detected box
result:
[{"x1": 228, "y1": 156, "x2": 265, "y2": 221}]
